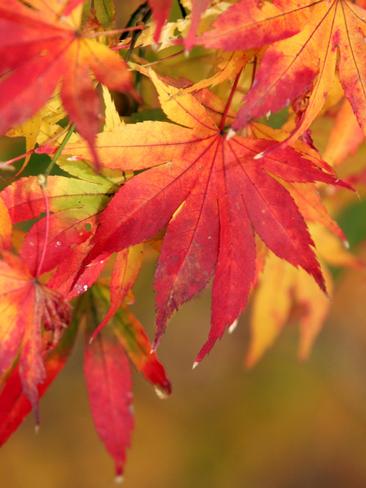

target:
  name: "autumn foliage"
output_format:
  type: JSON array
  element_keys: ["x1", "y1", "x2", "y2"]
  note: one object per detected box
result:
[{"x1": 1, "y1": 0, "x2": 366, "y2": 480}]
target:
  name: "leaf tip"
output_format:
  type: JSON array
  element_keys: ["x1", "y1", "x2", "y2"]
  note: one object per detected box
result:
[
  {"x1": 114, "y1": 474, "x2": 124, "y2": 485},
  {"x1": 228, "y1": 319, "x2": 239, "y2": 334},
  {"x1": 154, "y1": 386, "x2": 169, "y2": 400},
  {"x1": 192, "y1": 361, "x2": 199, "y2": 370}
]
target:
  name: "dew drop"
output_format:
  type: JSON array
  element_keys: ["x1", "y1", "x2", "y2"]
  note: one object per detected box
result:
[
  {"x1": 114, "y1": 475, "x2": 124, "y2": 485},
  {"x1": 55, "y1": 240, "x2": 62, "y2": 247},
  {"x1": 38, "y1": 174, "x2": 46, "y2": 186},
  {"x1": 254, "y1": 151, "x2": 264, "y2": 160},
  {"x1": 66, "y1": 156, "x2": 79, "y2": 161},
  {"x1": 228, "y1": 319, "x2": 238, "y2": 334},
  {"x1": 34, "y1": 424, "x2": 40, "y2": 435},
  {"x1": 344, "y1": 240, "x2": 350, "y2": 250},
  {"x1": 75, "y1": 283, "x2": 89, "y2": 295},
  {"x1": 192, "y1": 361, "x2": 199, "y2": 370},
  {"x1": 154, "y1": 386, "x2": 169, "y2": 400},
  {"x1": 265, "y1": 110, "x2": 271, "y2": 120}
]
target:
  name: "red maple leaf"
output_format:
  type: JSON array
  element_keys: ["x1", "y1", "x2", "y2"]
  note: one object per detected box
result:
[
  {"x1": 199, "y1": 0, "x2": 366, "y2": 143},
  {"x1": 66, "y1": 70, "x2": 345, "y2": 364},
  {"x1": 0, "y1": 318, "x2": 77, "y2": 445},
  {"x1": 84, "y1": 330, "x2": 134, "y2": 479},
  {"x1": 0, "y1": 0, "x2": 132, "y2": 161}
]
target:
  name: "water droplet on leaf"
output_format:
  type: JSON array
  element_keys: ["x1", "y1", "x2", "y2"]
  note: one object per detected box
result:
[
  {"x1": 154, "y1": 386, "x2": 169, "y2": 399},
  {"x1": 228, "y1": 319, "x2": 238, "y2": 334}
]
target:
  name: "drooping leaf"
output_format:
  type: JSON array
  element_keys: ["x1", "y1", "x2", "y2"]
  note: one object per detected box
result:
[
  {"x1": 183, "y1": 0, "x2": 212, "y2": 51},
  {"x1": 0, "y1": 252, "x2": 71, "y2": 413},
  {"x1": 91, "y1": 246, "x2": 143, "y2": 340},
  {"x1": 84, "y1": 330, "x2": 134, "y2": 478},
  {"x1": 90, "y1": 285, "x2": 172, "y2": 396},
  {"x1": 0, "y1": 316, "x2": 77, "y2": 445},
  {"x1": 113, "y1": 308, "x2": 172, "y2": 396},
  {"x1": 148, "y1": 0, "x2": 173, "y2": 43}
]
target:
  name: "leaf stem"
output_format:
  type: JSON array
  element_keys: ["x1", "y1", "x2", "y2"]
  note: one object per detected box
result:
[
  {"x1": 86, "y1": 26, "x2": 144, "y2": 39},
  {"x1": 35, "y1": 180, "x2": 50, "y2": 277},
  {"x1": 34, "y1": 124, "x2": 75, "y2": 276},
  {"x1": 44, "y1": 124, "x2": 75, "y2": 179},
  {"x1": 219, "y1": 69, "x2": 243, "y2": 131},
  {"x1": 251, "y1": 56, "x2": 257, "y2": 88}
]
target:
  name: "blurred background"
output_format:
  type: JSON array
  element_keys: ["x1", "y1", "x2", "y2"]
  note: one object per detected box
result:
[{"x1": 2, "y1": 246, "x2": 366, "y2": 488}]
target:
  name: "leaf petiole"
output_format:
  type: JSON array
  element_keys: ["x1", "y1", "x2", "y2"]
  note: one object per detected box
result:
[{"x1": 44, "y1": 124, "x2": 75, "y2": 180}]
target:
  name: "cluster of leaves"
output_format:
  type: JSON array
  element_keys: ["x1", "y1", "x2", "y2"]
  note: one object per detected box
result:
[{"x1": 1, "y1": 0, "x2": 366, "y2": 480}]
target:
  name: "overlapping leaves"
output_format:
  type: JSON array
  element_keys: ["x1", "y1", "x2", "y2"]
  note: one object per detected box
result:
[
  {"x1": 1, "y1": 0, "x2": 364, "y2": 480},
  {"x1": 67, "y1": 70, "x2": 345, "y2": 363}
]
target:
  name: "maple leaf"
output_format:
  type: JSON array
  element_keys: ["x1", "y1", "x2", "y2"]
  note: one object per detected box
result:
[
  {"x1": 0, "y1": 0, "x2": 132, "y2": 161},
  {"x1": 199, "y1": 0, "x2": 311, "y2": 50},
  {"x1": 90, "y1": 283, "x2": 172, "y2": 396},
  {"x1": 247, "y1": 224, "x2": 360, "y2": 366},
  {"x1": 0, "y1": 318, "x2": 77, "y2": 445},
  {"x1": 84, "y1": 329, "x2": 134, "y2": 479},
  {"x1": 66, "y1": 70, "x2": 345, "y2": 364},
  {"x1": 0, "y1": 162, "x2": 122, "y2": 293},
  {"x1": 148, "y1": 0, "x2": 173, "y2": 43},
  {"x1": 84, "y1": 276, "x2": 171, "y2": 475},
  {"x1": 90, "y1": 246, "x2": 143, "y2": 339},
  {"x1": 323, "y1": 99, "x2": 364, "y2": 166},
  {"x1": 0, "y1": 252, "x2": 71, "y2": 416},
  {"x1": 148, "y1": 0, "x2": 211, "y2": 47},
  {"x1": 208, "y1": 0, "x2": 366, "y2": 143}
]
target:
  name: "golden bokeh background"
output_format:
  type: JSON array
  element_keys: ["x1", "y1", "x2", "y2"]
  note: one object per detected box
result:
[{"x1": 2, "y1": 254, "x2": 366, "y2": 487}]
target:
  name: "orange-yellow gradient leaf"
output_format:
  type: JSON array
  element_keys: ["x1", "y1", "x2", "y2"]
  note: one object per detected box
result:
[{"x1": 247, "y1": 225, "x2": 359, "y2": 366}]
